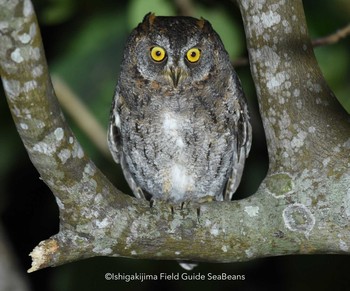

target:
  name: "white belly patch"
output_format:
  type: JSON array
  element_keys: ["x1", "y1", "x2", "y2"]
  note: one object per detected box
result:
[{"x1": 161, "y1": 111, "x2": 195, "y2": 201}]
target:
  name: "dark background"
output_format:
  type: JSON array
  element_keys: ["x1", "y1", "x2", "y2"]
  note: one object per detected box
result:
[{"x1": 1, "y1": 0, "x2": 349, "y2": 290}]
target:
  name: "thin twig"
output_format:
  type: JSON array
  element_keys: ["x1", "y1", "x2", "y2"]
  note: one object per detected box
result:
[
  {"x1": 174, "y1": 0, "x2": 195, "y2": 16},
  {"x1": 232, "y1": 57, "x2": 250, "y2": 68},
  {"x1": 312, "y1": 23, "x2": 350, "y2": 47},
  {"x1": 233, "y1": 23, "x2": 350, "y2": 68}
]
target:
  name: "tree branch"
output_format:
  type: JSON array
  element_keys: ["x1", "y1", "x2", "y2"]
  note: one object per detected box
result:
[
  {"x1": 174, "y1": 0, "x2": 195, "y2": 16},
  {"x1": 1, "y1": 0, "x2": 349, "y2": 273},
  {"x1": 52, "y1": 75, "x2": 111, "y2": 158},
  {"x1": 312, "y1": 23, "x2": 350, "y2": 47},
  {"x1": 233, "y1": 23, "x2": 350, "y2": 68},
  {"x1": 236, "y1": 0, "x2": 350, "y2": 172}
]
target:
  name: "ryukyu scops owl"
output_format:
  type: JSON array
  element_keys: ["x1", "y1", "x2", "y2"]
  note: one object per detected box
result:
[{"x1": 108, "y1": 13, "x2": 252, "y2": 205}]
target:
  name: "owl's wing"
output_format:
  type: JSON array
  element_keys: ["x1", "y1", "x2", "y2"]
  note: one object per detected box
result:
[
  {"x1": 108, "y1": 91, "x2": 146, "y2": 200},
  {"x1": 223, "y1": 76, "x2": 252, "y2": 201},
  {"x1": 108, "y1": 91, "x2": 122, "y2": 164}
]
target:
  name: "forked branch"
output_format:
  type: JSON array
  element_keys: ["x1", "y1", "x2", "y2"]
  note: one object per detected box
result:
[{"x1": 0, "y1": 0, "x2": 349, "y2": 273}]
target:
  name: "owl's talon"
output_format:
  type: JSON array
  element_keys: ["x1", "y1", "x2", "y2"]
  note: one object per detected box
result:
[
  {"x1": 180, "y1": 201, "x2": 185, "y2": 210},
  {"x1": 149, "y1": 199, "x2": 179, "y2": 216},
  {"x1": 170, "y1": 205, "x2": 175, "y2": 216}
]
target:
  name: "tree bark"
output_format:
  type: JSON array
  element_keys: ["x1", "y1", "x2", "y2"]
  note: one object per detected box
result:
[{"x1": 0, "y1": 0, "x2": 349, "y2": 273}]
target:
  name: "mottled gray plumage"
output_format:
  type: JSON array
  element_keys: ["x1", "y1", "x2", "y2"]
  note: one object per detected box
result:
[{"x1": 108, "y1": 13, "x2": 252, "y2": 204}]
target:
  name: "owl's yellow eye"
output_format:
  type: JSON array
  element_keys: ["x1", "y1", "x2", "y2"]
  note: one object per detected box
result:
[
  {"x1": 150, "y1": 46, "x2": 166, "y2": 62},
  {"x1": 186, "y1": 48, "x2": 201, "y2": 63}
]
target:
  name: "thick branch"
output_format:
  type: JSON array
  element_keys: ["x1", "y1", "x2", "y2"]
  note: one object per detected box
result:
[
  {"x1": 0, "y1": 0, "x2": 126, "y2": 221},
  {"x1": 237, "y1": 0, "x2": 350, "y2": 173},
  {"x1": 1, "y1": 0, "x2": 349, "y2": 273},
  {"x1": 233, "y1": 23, "x2": 350, "y2": 67}
]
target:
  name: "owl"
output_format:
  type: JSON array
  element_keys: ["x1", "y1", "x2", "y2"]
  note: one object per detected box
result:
[{"x1": 108, "y1": 13, "x2": 252, "y2": 206}]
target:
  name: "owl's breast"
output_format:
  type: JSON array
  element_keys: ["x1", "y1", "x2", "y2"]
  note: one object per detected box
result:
[{"x1": 120, "y1": 93, "x2": 235, "y2": 203}]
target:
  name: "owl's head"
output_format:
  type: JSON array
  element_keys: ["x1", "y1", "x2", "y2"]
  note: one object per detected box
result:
[{"x1": 122, "y1": 13, "x2": 231, "y2": 88}]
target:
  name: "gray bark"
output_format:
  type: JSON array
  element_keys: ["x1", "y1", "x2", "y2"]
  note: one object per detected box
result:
[{"x1": 0, "y1": 0, "x2": 349, "y2": 272}]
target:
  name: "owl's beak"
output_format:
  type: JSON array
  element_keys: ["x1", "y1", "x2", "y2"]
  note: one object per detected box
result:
[{"x1": 168, "y1": 66, "x2": 182, "y2": 88}]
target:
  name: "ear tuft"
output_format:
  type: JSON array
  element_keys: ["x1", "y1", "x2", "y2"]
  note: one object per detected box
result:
[
  {"x1": 141, "y1": 12, "x2": 156, "y2": 30},
  {"x1": 197, "y1": 17, "x2": 212, "y2": 33}
]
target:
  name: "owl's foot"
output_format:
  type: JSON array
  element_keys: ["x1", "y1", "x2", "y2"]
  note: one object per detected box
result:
[
  {"x1": 149, "y1": 197, "x2": 156, "y2": 208},
  {"x1": 149, "y1": 198, "x2": 176, "y2": 214},
  {"x1": 149, "y1": 198, "x2": 197, "y2": 220},
  {"x1": 181, "y1": 195, "x2": 214, "y2": 209},
  {"x1": 180, "y1": 196, "x2": 215, "y2": 221},
  {"x1": 149, "y1": 196, "x2": 215, "y2": 222}
]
